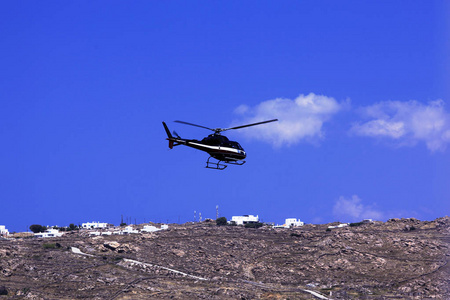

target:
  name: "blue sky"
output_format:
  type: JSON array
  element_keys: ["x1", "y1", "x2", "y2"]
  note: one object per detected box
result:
[{"x1": 1, "y1": 1, "x2": 449, "y2": 232}]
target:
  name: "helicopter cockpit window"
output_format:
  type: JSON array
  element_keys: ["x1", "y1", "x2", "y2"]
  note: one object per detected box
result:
[{"x1": 229, "y1": 141, "x2": 244, "y2": 150}]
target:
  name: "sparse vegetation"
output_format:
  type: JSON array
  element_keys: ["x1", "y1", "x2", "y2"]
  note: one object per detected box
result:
[
  {"x1": 42, "y1": 243, "x2": 57, "y2": 249},
  {"x1": 216, "y1": 217, "x2": 227, "y2": 226},
  {"x1": 1, "y1": 217, "x2": 448, "y2": 299},
  {"x1": 349, "y1": 222, "x2": 364, "y2": 227},
  {"x1": 0, "y1": 286, "x2": 7, "y2": 295},
  {"x1": 68, "y1": 223, "x2": 78, "y2": 231},
  {"x1": 244, "y1": 222, "x2": 263, "y2": 228},
  {"x1": 29, "y1": 224, "x2": 46, "y2": 233}
]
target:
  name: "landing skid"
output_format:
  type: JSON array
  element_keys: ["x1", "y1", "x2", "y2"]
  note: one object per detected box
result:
[
  {"x1": 206, "y1": 157, "x2": 227, "y2": 170},
  {"x1": 206, "y1": 157, "x2": 246, "y2": 170},
  {"x1": 225, "y1": 160, "x2": 246, "y2": 166}
]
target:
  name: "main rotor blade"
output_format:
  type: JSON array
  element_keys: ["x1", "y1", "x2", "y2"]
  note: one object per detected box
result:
[
  {"x1": 174, "y1": 120, "x2": 215, "y2": 132},
  {"x1": 224, "y1": 119, "x2": 278, "y2": 131}
]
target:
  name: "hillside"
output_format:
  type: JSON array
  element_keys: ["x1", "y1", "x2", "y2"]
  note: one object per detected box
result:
[{"x1": 0, "y1": 217, "x2": 449, "y2": 299}]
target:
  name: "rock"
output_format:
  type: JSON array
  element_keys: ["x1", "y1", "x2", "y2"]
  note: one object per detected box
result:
[
  {"x1": 1, "y1": 268, "x2": 12, "y2": 277},
  {"x1": 172, "y1": 249, "x2": 185, "y2": 257},
  {"x1": 421, "y1": 223, "x2": 437, "y2": 230},
  {"x1": 104, "y1": 242, "x2": 120, "y2": 251},
  {"x1": 0, "y1": 249, "x2": 11, "y2": 258}
]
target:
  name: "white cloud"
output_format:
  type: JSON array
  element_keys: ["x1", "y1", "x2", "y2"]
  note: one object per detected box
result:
[
  {"x1": 233, "y1": 93, "x2": 344, "y2": 147},
  {"x1": 333, "y1": 195, "x2": 383, "y2": 222},
  {"x1": 353, "y1": 119, "x2": 405, "y2": 139},
  {"x1": 351, "y1": 100, "x2": 450, "y2": 151}
]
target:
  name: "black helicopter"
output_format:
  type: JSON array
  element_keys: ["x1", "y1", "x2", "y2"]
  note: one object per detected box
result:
[{"x1": 162, "y1": 119, "x2": 278, "y2": 170}]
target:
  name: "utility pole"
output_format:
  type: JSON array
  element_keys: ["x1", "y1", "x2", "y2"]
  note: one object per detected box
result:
[{"x1": 216, "y1": 205, "x2": 219, "y2": 219}]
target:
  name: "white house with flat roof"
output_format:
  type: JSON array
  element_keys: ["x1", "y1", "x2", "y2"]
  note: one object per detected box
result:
[
  {"x1": 327, "y1": 223, "x2": 349, "y2": 229},
  {"x1": 274, "y1": 218, "x2": 304, "y2": 228},
  {"x1": 82, "y1": 222, "x2": 109, "y2": 229},
  {"x1": 35, "y1": 228, "x2": 64, "y2": 238},
  {"x1": 231, "y1": 215, "x2": 259, "y2": 225},
  {"x1": 122, "y1": 226, "x2": 139, "y2": 234},
  {"x1": 0, "y1": 225, "x2": 9, "y2": 237},
  {"x1": 285, "y1": 218, "x2": 304, "y2": 227},
  {"x1": 141, "y1": 224, "x2": 169, "y2": 233}
]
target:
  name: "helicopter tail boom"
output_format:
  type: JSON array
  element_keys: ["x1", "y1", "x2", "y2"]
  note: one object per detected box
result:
[{"x1": 162, "y1": 122, "x2": 176, "y2": 149}]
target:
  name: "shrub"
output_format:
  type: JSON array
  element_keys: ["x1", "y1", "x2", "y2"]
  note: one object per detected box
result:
[
  {"x1": 68, "y1": 223, "x2": 78, "y2": 231},
  {"x1": 0, "y1": 286, "x2": 8, "y2": 295},
  {"x1": 43, "y1": 243, "x2": 56, "y2": 249},
  {"x1": 244, "y1": 222, "x2": 263, "y2": 229},
  {"x1": 349, "y1": 222, "x2": 364, "y2": 227},
  {"x1": 29, "y1": 224, "x2": 46, "y2": 233},
  {"x1": 216, "y1": 217, "x2": 227, "y2": 226}
]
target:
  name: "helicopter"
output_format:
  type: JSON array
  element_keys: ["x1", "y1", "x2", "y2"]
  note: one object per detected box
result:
[{"x1": 162, "y1": 119, "x2": 278, "y2": 170}]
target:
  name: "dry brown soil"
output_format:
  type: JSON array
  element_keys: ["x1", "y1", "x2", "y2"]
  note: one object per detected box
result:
[{"x1": 0, "y1": 217, "x2": 449, "y2": 299}]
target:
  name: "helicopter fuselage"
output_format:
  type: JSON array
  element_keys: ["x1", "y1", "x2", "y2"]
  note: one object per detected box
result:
[
  {"x1": 163, "y1": 122, "x2": 246, "y2": 162},
  {"x1": 171, "y1": 135, "x2": 246, "y2": 162}
]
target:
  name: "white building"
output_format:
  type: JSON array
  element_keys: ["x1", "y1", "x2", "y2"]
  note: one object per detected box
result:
[
  {"x1": 35, "y1": 228, "x2": 64, "y2": 238},
  {"x1": 122, "y1": 226, "x2": 139, "y2": 234},
  {"x1": 327, "y1": 223, "x2": 349, "y2": 229},
  {"x1": 141, "y1": 224, "x2": 169, "y2": 233},
  {"x1": 141, "y1": 225, "x2": 158, "y2": 233},
  {"x1": 82, "y1": 222, "x2": 109, "y2": 229},
  {"x1": 231, "y1": 215, "x2": 259, "y2": 225},
  {"x1": 285, "y1": 218, "x2": 304, "y2": 227},
  {"x1": 275, "y1": 218, "x2": 304, "y2": 228},
  {"x1": 0, "y1": 225, "x2": 9, "y2": 237}
]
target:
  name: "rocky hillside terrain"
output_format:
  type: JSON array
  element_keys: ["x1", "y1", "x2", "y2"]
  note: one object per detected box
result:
[{"x1": 0, "y1": 217, "x2": 449, "y2": 299}]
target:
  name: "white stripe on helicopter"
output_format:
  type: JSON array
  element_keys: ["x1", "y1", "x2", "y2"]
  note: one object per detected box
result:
[{"x1": 187, "y1": 142, "x2": 243, "y2": 154}]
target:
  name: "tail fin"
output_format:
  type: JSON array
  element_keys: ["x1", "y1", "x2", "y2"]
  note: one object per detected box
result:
[{"x1": 162, "y1": 122, "x2": 175, "y2": 149}]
